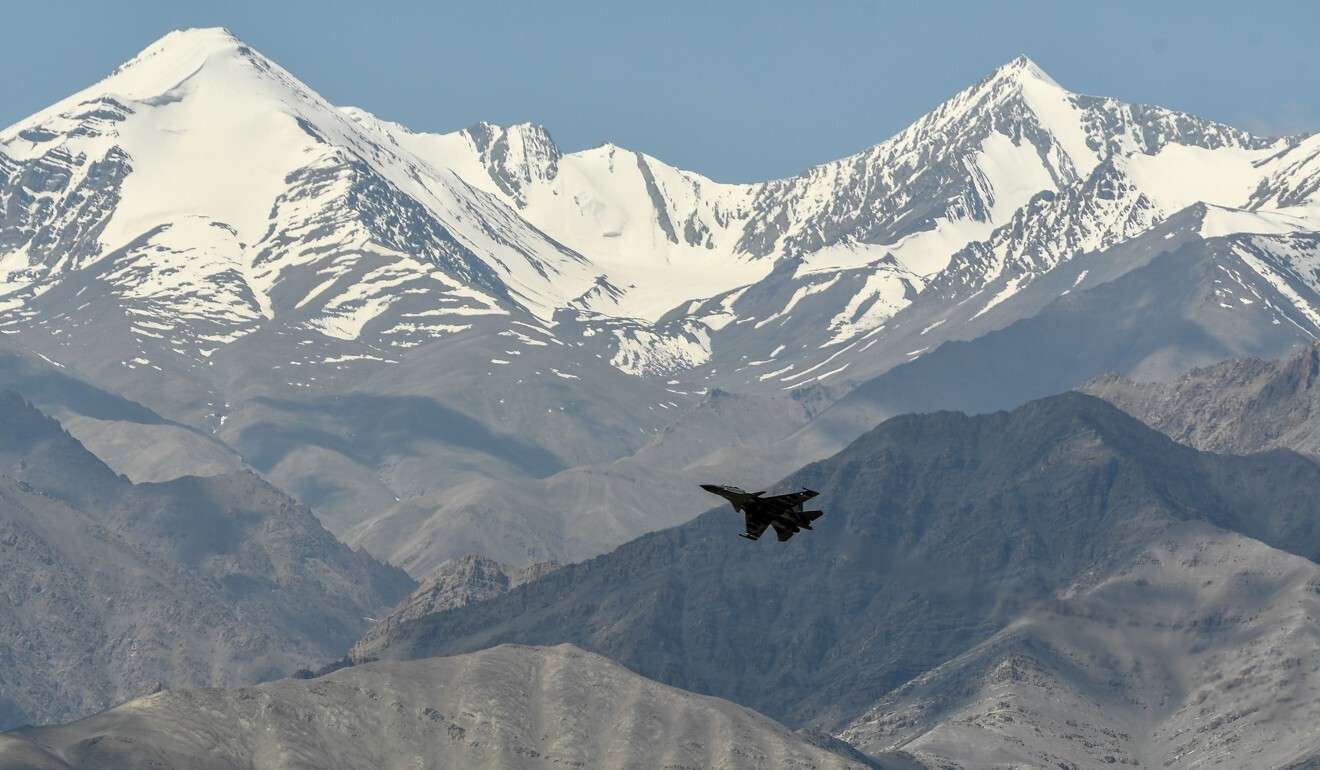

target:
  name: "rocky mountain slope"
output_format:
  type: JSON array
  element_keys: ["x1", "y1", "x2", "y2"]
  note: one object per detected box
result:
[
  {"x1": 0, "y1": 392, "x2": 413, "y2": 728},
  {"x1": 0, "y1": 644, "x2": 880, "y2": 770},
  {"x1": 6, "y1": 27, "x2": 1320, "y2": 766},
  {"x1": 0, "y1": 339, "x2": 248, "y2": 484},
  {"x1": 839, "y1": 521, "x2": 1320, "y2": 769},
  {"x1": 1080, "y1": 341, "x2": 1320, "y2": 457},
  {"x1": 345, "y1": 384, "x2": 832, "y2": 571},
  {"x1": 351, "y1": 391, "x2": 1320, "y2": 753},
  {"x1": 368, "y1": 554, "x2": 559, "y2": 630}
]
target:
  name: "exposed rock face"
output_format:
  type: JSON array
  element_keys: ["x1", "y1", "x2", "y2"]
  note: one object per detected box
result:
[
  {"x1": 0, "y1": 392, "x2": 414, "y2": 728},
  {"x1": 358, "y1": 554, "x2": 560, "y2": 645},
  {"x1": 0, "y1": 644, "x2": 877, "y2": 770},
  {"x1": 1080, "y1": 342, "x2": 1320, "y2": 457},
  {"x1": 840, "y1": 521, "x2": 1320, "y2": 769},
  {"x1": 352, "y1": 392, "x2": 1320, "y2": 739}
]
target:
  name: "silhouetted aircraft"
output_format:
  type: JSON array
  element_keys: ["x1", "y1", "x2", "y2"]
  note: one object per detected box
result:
[{"x1": 700, "y1": 484, "x2": 823, "y2": 541}]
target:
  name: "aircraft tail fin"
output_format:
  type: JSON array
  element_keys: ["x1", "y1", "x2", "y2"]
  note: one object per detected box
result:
[{"x1": 803, "y1": 510, "x2": 824, "y2": 521}]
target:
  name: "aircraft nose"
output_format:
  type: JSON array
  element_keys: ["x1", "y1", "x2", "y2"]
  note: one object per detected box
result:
[{"x1": 700, "y1": 484, "x2": 721, "y2": 493}]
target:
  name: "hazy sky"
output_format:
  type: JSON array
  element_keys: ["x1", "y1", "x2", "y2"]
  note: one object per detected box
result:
[{"x1": 3, "y1": 1, "x2": 1317, "y2": 182}]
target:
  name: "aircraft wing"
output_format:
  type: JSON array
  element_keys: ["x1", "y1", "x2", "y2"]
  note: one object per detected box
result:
[
  {"x1": 766, "y1": 489, "x2": 818, "y2": 508},
  {"x1": 743, "y1": 512, "x2": 770, "y2": 541}
]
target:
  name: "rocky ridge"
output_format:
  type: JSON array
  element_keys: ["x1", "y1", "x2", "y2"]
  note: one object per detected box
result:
[
  {"x1": 1080, "y1": 341, "x2": 1320, "y2": 457},
  {"x1": 0, "y1": 644, "x2": 879, "y2": 770}
]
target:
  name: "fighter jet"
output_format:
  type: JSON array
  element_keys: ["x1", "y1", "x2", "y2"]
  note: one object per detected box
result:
[{"x1": 700, "y1": 484, "x2": 823, "y2": 541}]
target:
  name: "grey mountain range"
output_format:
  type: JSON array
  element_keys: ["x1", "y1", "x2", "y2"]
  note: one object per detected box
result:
[
  {"x1": 371, "y1": 553, "x2": 560, "y2": 630},
  {"x1": 839, "y1": 520, "x2": 1320, "y2": 768},
  {"x1": 795, "y1": 215, "x2": 1320, "y2": 457},
  {"x1": 351, "y1": 391, "x2": 1320, "y2": 767},
  {"x1": 11, "y1": 369, "x2": 1320, "y2": 766}
]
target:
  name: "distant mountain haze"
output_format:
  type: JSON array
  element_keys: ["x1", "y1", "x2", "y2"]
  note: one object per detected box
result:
[{"x1": 0, "y1": 392, "x2": 413, "y2": 728}]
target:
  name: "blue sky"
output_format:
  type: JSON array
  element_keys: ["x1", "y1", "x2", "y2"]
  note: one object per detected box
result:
[{"x1": 3, "y1": 1, "x2": 1318, "y2": 182}]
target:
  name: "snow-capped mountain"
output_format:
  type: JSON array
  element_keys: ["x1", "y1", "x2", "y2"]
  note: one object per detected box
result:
[
  {"x1": 7, "y1": 31, "x2": 1316, "y2": 390},
  {"x1": 1, "y1": 30, "x2": 550, "y2": 362},
  {"x1": 5, "y1": 27, "x2": 1320, "y2": 568},
  {"x1": 11, "y1": 31, "x2": 1320, "y2": 763}
]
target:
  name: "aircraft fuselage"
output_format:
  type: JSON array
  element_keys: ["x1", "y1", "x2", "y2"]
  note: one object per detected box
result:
[{"x1": 700, "y1": 484, "x2": 823, "y2": 541}]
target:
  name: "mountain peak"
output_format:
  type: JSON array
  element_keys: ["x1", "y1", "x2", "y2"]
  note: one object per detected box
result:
[
  {"x1": 989, "y1": 54, "x2": 1063, "y2": 90},
  {"x1": 463, "y1": 120, "x2": 563, "y2": 202},
  {"x1": 150, "y1": 26, "x2": 242, "y2": 49},
  {"x1": 0, "y1": 22, "x2": 359, "y2": 257},
  {"x1": 110, "y1": 27, "x2": 248, "y2": 78},
  {"x1": 2, "y1": 27, "x2": 270, "y2": 137},
  {"x1": 19, "y1": 26, "x2": 292, "y2": 118}
]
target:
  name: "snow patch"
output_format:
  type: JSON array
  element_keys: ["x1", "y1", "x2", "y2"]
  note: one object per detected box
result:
[
  {"x1": 1234, "y1": 243, "x2": 1320, "y2": 333},
  {"x1": 609, "y1": 325, "x2": 712, "y2": 376},
  {"x1": 1200, "y1": 206, "x2": 1312, "y2": 239},
  {"x1": 1126, "y1": 145, "x2": 1277, "y2": 214}
]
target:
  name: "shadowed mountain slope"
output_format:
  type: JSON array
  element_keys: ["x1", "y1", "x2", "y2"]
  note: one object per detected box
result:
[
  {"x1": 0, "y1": 343, "x2": 246, "y2": 484},
  {"x1": 839, "y1": 520, "x2": 1320, "y2": 769},
  {"x1": 0, "y1": 392, "x2": 413, "y2": 728},
  {"x1": 797, "y1": 227, "x2": 1320, "y2": 457}
]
